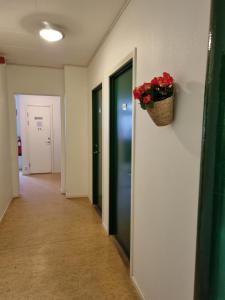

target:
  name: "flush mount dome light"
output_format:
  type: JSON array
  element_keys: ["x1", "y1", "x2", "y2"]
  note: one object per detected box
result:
[{"x1": 39, "y1": 22, "x2": 64, "y2": 42}]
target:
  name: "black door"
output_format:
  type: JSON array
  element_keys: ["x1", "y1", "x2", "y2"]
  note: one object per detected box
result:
[
  {"x1": 92, "y1": 84, "x2": 102, "y2": 215},
  {"x1": 110, "y1": 60, "x2": 133, "y2": 258}
]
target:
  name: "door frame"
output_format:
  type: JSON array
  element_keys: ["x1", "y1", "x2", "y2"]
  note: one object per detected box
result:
[
  {"x1": 92, "y1": 84, "x2": 102, "y2": 209},
  {"x1": 108, "y1": 51, "x2": 137, "y2": 268},
  {"x1": 25, "y1": 104, "x2": 53, "y2": 174},
  {"x1": 108, "y1": 49, "x2": 137, "y2": 276}
]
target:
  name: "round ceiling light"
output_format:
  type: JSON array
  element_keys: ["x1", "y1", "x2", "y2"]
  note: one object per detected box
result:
[{"x1": 39, "y1": 22, "x2": 64, "y2": 42}]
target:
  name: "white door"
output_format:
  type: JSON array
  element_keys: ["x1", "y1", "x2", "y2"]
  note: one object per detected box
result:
[{"x1": 27, "y1": 105, "x2": 52, "y2": 174}]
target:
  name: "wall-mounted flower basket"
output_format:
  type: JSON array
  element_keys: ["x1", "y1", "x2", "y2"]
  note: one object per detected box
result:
[
  {"x1": 133, "y1": 72, "x2": 175, "y2": 127},
  {"x1": 147, "y1": 95, "x2": 174, "y2": 126}
]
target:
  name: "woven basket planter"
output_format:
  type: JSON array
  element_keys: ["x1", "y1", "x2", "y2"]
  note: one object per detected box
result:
[{"x1": 147, "y1": 96, "x2": 174, "y2": 126}]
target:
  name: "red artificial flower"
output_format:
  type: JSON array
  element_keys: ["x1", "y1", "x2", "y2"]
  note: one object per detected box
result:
[
  {"x1": 142, "y1": 82, "x2": 151, "y2": 91},
  {"x1": 143, "y1": 94, "x2": 152, "y2": 104},
  {"x1": 151, "y1": 72, "x2": 174, "y2": 86},
  {"x1": 157, "y1": 76, "x2": 164, "y2": 85},
  {"x1": 162, "y1": 72, "x2": 174, "y2": 85},
  {"x1": 151, "y1": 77, "x2": 158, "y2": 85},
  {"x1": 133, "y1": 83, "x2": 149, "y2": 99},
  {"x1": 163, "y1": 72, "x2": 171, "y2": 78},
  {"x1": 133, "y1": 72, "x2": 174, "y2": 106},
  {"x1": 133, "y1": 86, "x2": 142, "y2": 99}
]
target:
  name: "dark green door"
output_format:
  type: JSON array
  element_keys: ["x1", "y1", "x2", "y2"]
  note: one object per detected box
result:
[
  {"x1": 110, "y1": 61, "x2": 132, "y2": 258},
  {"x1": 195, "y1": 1, "x2": 225, "y2": 299},
  {"x1": 92, "y1": 85, "x2": 102, "y2": 215}
]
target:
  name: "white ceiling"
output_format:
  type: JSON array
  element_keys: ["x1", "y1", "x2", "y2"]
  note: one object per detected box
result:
[{"x1": 0, "y1": 0, "x2": 129, "y2": 68}]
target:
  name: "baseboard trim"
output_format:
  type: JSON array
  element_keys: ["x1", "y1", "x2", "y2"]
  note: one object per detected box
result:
[
  {"x1": 102, "y1": 222, "x2": 109, "y2": 234},
  {"x1": 131, "y1": 276, "x2": 146, "y2": 300},
  {"x1": 60, "y1": 188, "x2": 66, "y2": 194},
  {"x1": 0, "y1": 198, "x2": 12, "y2": 223},
  {"x1": 13, "y1": 193, "x2": 19, "y2": 198},
  {"x1": 65, "y1": 193, "x2": 89, "y2": 199}
]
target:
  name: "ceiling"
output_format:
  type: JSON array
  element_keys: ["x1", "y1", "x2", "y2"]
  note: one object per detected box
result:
[{"x1": 0, "y1": 0, "x2": 129, "y2": 68}]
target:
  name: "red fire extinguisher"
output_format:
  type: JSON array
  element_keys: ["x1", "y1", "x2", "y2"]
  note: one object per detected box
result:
[{"x1": 17, "y1": 136, "x2": 22, "y2": 156}]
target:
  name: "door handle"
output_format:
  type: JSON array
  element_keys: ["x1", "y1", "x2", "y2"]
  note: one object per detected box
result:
[{"x1": 93, "y1": 151, "x2": 101, "y2": 154}]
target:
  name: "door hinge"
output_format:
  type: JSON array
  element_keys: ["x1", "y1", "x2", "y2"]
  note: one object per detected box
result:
[{"x1": 29, "y1": 162, "x2": 31, "y2": 168}]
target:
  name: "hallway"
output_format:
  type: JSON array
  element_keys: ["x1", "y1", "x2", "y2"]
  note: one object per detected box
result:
[{"x1": 0, "y1": 174, "x2": 138, "y2": 299}]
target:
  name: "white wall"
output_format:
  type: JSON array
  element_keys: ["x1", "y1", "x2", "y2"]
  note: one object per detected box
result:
[
  {"x1": 6, "y1": 65, "x2": 65, "y2": 195},
  {"x1": 17, "y1": 95, "x2": 61, "y2": 173},
  {"x1": 64, "y1": 66, "x2": 88, "y2": 198},
  {"x1": 88, "y1": 0, "x2": 211, "y2": 299},
  {"x1": 0, "y1": 64, "x2": 13, "y2": 220}
]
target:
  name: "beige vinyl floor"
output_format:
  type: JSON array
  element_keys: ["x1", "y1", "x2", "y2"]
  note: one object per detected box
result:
[{"x1": 0, "y1": 173, "x2": 139, "y2": 300}]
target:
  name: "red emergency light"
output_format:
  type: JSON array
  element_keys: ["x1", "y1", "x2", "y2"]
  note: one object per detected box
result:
[{"x1": 0, "y1": 57, "x2": 5, "y2": 64}]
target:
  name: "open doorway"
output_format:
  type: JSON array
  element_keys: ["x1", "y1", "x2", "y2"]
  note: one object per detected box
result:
[{"x1": 15, "y1": 94, "x2": 62, "y2": 190}]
